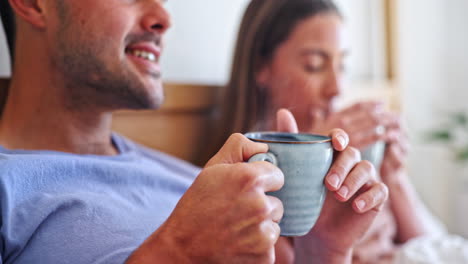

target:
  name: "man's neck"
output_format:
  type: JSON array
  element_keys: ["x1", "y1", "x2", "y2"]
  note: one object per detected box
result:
[
  {"x1": 0, "y1": 31, "x2": 122, "y2": 156},
  {"x1": 0, "y1": 77, "x2": 118, "y2": 156}
]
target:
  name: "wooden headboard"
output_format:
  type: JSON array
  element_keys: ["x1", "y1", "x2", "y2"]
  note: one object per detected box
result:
[{"x1": 112, "y1": 83, "x2": 219, "y2": 166}]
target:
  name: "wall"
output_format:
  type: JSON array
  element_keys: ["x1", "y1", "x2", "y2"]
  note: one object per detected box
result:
[
  {"x1": 444, "y1": 0, "x2": 468, "y2": 235},
  {"x1": 397, "y1": 0, "x2": 448, "y2": 226},
  {"x1": 396, "y1": 0, "x2": 468, "y2": 233},
  {"x1": 0, "y1": 18, "x2": 11, "y2": 77},
  {"x1": 445, "y1": 0, "x2": 468, "y2": 109},
  {"x1": 335, "y1": 0, "x2": 388, "y2": 80},
  {"x1": 161, "y1": 0, "x2": 250, "y2": 85}
]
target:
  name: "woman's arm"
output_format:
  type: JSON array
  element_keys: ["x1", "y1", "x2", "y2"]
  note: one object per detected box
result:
[
  {"x1": 275, "y1": 237, "x2": 352, "y2": 264},
  {"x1": 380, "y1": 133, "x2": 445, "y2": 243},
  {"x1": 382, "y1": 167, "x2": 443, "y2": 243}
]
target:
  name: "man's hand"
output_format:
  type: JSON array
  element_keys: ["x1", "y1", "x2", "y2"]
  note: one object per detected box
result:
[{"x1": 128, "y1": 134, "x2": 285, "y2": 264}]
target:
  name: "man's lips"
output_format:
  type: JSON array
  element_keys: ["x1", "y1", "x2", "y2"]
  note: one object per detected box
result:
[
  {"x1": 125, "y1": 43, "x2": 161, "y2": 63},
  {"x1": 125, "y1": 43, "x2": 162, "y2": 74}
]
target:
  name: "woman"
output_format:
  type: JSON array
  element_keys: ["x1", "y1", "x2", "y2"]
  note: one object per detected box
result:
[{"x1": 213, "y1": 0, "x2": 445, "y2": 263}]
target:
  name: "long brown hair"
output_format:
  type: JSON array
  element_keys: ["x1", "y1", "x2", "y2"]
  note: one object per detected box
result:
[{"x1": 203, "y1": 0, "x2": 341, "y2": 163}]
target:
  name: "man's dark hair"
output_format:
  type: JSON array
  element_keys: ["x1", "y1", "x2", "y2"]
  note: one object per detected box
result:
[{"x1": 0, "y1": 1, "x2": 16, "y2": 61}]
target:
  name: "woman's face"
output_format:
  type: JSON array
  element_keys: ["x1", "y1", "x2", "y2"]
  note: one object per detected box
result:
[{"x1": 257, "y1": 13, "x2": 347, "y2": 131}]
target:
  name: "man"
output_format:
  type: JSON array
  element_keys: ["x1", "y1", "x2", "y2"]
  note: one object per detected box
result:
[{"x1": 0, "y1": 0, "x2": 388, "y2": 263}]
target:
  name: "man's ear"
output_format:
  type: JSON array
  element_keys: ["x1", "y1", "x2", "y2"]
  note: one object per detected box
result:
[{"x1": 8, "y1": 0, "x2": 47, "y2": 29}]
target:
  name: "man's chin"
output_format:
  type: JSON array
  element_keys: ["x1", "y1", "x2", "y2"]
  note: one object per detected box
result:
[
  {"x1": 146, "y1": 83, "x2": 165, "y2": 109},
  {"x1": 127, "y1": 80, "x2": 165, "y2": 110},
  {"x1": 102, "y1": 75, "x2": 166, "y2": 111},
  {"x1": 146, "y1": 95, "x2": 165, "y2": 110},
  {"x1": 108, "y1": 88, "x2": 164, "y2": 111},
  {"x1": 124, "y1": 95, "x2": 164, "y2": 111}
]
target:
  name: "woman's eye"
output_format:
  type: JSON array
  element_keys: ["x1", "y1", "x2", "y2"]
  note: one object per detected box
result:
[
  {"x1": 304, "y1": 65, "x2": 323, "y2": 73},
  {"x1": 304, "y1": 56, "x2": 325, "y2": 73}
]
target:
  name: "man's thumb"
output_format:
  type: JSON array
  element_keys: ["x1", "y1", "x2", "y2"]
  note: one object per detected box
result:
[
  {"x1": 205, "y1": 133, "x2": 268, "y2": 167},
  {"x1": 276, "y1": 109, "x2": 298, "y2": 133}
]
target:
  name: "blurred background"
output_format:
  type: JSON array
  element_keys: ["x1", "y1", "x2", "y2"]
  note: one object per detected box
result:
[{"x1": 1, "y1": 0, "x2": 468, "y2": 236}]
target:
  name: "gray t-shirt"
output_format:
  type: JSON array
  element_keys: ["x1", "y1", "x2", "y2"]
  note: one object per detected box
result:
[{"x1": 0, "y1": 134, "x2": 200, "y2": 263}]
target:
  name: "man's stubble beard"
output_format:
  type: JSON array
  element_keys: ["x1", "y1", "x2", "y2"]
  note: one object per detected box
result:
[
  {"x1": 55, "y1": 44, "x2": 163, "y2": 112},
  {"x1": 52, "y1": 5, "x2": 163, "y2": 112}
]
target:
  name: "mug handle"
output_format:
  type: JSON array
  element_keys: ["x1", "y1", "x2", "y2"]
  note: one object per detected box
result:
[{"x1": 248, "y1": 152, "x2": 278, "y2": 166}]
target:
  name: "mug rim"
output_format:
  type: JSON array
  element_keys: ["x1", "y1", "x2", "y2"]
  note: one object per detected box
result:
[{"x1": 245, "y1": 131, "x2": 332, "y2": 144}]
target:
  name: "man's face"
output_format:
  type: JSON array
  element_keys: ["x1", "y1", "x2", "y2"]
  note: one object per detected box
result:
[{"x1": 48, "y1": 0, "x2": 170, "y2": 110}]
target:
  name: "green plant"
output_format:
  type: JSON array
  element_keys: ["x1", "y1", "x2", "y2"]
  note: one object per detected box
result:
[{"x1": 427, "y1": 111, "x2": 468, "y2": 162}]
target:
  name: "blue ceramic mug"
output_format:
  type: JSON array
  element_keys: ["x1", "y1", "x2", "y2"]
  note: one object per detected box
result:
[
  {"x1": 361, "y1": 126, "x2": 386, "y2": 170},
  {"x1": 361, "y1": 141, "x2": 386, "y2": 170},
  {"x1": 245, "y1": 132, "x2": 333, "y2": 236}
]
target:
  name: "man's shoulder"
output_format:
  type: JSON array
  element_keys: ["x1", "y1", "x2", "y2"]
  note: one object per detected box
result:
[
  {"x1": 0, "y1": 151, "x2": 54, "y2": 170},
  {"x1": 0, "y1": 135, "x2": 202, "y2": 181},
  {"x1": 112, "y1": 133, "x2": 202, "y2": 177}
]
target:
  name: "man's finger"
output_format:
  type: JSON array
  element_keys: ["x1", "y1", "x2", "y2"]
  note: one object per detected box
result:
[
  {"x1": 268, "y1": 196, "x2": 284, "y2": 223},
  {"x1": 232, "y1": 162, "x2": 284, "y2": 192},
  {"x1": 206, "y1": 133, "x2": 268, "y2": 167},
  {"x1": 254, "y1": 162, "x2": 285, "y2": 192}
]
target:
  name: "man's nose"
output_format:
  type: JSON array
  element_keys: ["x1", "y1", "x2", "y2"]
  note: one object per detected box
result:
[{"x1": 141, "y1": 2, "x2": 171, "y2": 34}]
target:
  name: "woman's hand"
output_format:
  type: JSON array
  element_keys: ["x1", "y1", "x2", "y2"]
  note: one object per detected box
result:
[
  {"x1": 276, "y1": 109, "x2": 389, "y2": 264},
  {"x1": 308, "y1": 102, "x2": 394, "y2": 150},
  {"x1": 294, "y1": 130, "x2": 388, "y2": 264},
  {"x1": 379, "y1": 116, "x2": 410, "y2": 185}
]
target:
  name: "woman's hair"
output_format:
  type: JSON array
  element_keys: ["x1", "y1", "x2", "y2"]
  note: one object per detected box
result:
[{"x1": 202, "y1": 0, "x2": 341, "y2": 164}]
